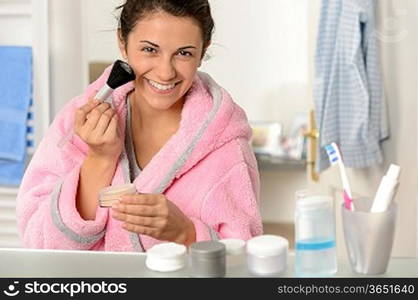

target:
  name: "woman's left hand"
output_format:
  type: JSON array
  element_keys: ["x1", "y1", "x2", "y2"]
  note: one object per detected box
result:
[{"x1": 111, "y1": 194, "x2": 196, "y2": 246}]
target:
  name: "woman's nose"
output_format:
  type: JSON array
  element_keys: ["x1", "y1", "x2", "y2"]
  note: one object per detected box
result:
[{"x1": 155, "y1": 56, "x2": 176, "y2": 82}]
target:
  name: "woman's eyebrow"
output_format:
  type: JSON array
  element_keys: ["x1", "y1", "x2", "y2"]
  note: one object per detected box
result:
[
  {"x1": 140, "y1": 40, "x2": 160, "y2": 47},
  {"x1": 177, "y1": 46, "x2": 197, "y2": 50},
  {"x1": 140, "y1": 40, "x2": 196, "y2": 50}
]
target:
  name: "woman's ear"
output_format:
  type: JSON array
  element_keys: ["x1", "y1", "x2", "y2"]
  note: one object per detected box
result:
[{"x1": 117, "y1": 29, "x2": 128, "y2": 60}]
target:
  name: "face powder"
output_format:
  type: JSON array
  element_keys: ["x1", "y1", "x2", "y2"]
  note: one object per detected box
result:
[{"x1": 98, "y1": 183, "x2": 136, "y2": 207}]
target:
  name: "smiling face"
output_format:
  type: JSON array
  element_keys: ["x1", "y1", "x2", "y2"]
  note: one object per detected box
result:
[{"x1": 118, "y1": 11, "x2": 206, "y2": 111}]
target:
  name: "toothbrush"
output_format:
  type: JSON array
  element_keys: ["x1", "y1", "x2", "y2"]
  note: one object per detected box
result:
[{"x1": 324, "y1": 143, "x2": 354, "y2": 211}]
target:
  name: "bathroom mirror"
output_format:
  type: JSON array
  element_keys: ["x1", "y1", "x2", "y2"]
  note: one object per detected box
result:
[{"x1": 0, "y1": 0, "x2": 415, "y2": 259}]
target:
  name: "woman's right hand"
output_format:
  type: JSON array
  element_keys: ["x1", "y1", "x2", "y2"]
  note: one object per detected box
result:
[{"x1": 74, "y1": 93, "x2": 123, "y2": 161}]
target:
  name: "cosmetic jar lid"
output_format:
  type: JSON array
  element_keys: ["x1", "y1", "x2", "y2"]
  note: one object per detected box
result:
[
  {"x1": 190, "y1": 241, "x2": 226, "y2": 259},
  {"x1": 99, "y1": 184, "x2": 136, "y2": 207},
  {"x1": 246, "y1": 235, "x2": 289, "y2": 257},
  {"x1": 296, "y1": 196, "x2": 333, "y2": 211},
  {"x1": 219, "y1": 239, "x2": 246, "y2": 255},
  {"x1": 99, "y1": 183, "x2": 136, "y2": 197},
  {"x1": 146, "y1": 242, "x2": 187, "y2": 272}
]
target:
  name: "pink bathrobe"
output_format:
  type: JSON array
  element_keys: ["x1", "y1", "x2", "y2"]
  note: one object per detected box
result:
[{"x1": 16, "y1": 67, "x2": 263, "y2": 251}]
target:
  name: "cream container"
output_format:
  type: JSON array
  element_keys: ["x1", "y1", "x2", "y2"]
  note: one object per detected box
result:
[
  {"x1": 99, "y1": 183, "x2": 136, "y2": 207},
  {"x1": 246, "y1": 235, "x2": 288, "y2": 276},
  {"x1": 189, "y1": 241, "x2": 226, "y2": 277},
  {"x1": 145, "y1": 242, "x2": 187, "y2": 272},
  {"x1": 219, "y1": 238, "x2": 246, "y2": 267}
]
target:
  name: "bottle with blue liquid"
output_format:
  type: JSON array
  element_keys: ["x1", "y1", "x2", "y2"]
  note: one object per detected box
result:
[{"x1": 294, "y1": 195, "x2": 337, "y2": 276}]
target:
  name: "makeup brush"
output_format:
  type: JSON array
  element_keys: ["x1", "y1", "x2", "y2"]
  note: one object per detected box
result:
[
  {"x1": 95, "y1": 59, "x2": 136, "y2": 103},
  {"x1": 57, "y1": 60, "x2": 136, "y2": 148}
]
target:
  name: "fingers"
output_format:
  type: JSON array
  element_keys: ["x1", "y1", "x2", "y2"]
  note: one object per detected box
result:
[
  {"x1": 94, "y1": 107, "x2": 116, "y2": 135},
  {"x1": 111, "y1": 194, "x2": 171, "y2": 237},
  {"x1": 103, "y1": 114, "x2": 119, "y2": 138},
  {"x1": 75, "y1": 97, "x2": 118, "y2": 140},
  {"x1": 121, "y1": 223, "x2": 156, "y2": 236},
  {"x1": 119, "y1": 194, "x2": 159, "y2": 205},
  {"x1": 74, "y1": 98, "x2": 99, "y2": 132},
  {"x1": 113, "y1": 203, "x2": 158, "y2": 217},
  {"x1": 112, "y1": 211, "x2": 158, "y2": 228},
  {"x1": 84, "y1": 102, "x2": 112, "y2": 132}
]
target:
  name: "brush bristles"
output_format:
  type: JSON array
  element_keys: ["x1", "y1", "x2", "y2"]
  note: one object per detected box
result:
[{"x1": 106, "y1": 60, "x2": 136, "y2": 89}]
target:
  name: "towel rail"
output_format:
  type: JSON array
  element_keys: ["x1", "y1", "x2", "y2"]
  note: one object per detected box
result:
[
  {"x1": 0, "y1": 188, "x2": 18, "y2": 197},
  {"x1": 0, "y1": 1, "x2": 31, "y2": 16},
  {"x1": 0, "y1": 241, "x2": 21, "y2": 248}
]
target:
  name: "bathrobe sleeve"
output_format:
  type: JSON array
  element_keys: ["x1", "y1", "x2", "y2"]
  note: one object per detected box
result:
[
  {"x1": 16, "y1": 98, "x2": 108, "y2": 250},
  {"x1": 197, "y1": 161, "x2": 263, "y2": 240}
]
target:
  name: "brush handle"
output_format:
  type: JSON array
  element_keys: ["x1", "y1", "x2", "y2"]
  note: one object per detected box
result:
[
  {"x1": 338, "y1": 160, "x2": 354, "y2": 210},
  {"x1": 95, "y1": 84, "x2": 113, "y2": 103},
  {"x1": 56, "y1": 84, "x2": 114, "y2": 148},
  {"x1": 338, "y1": 161, "x2": 352, "y2": 197}
]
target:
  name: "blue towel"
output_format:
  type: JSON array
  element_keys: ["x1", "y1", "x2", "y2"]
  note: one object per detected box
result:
[
  {"x1": 314, "y1": 0, "x2": 389, "y2": 172},
  {"x1": 0, "y1": 159, "x2": 27, "y2": 186},
  {"x1": 0, "y1": 46, "x2": 32, "y2": 185}
]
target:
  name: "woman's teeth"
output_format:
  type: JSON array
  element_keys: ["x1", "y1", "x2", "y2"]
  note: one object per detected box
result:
[{"x1": 148, "y1": 79, "x2": 176, "y2": 91}]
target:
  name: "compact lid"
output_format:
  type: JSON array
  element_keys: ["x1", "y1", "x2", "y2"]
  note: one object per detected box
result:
[
  {"x1": 246, "y1": 235, "x2": 288, "y2": 257},
  {"x1": 219, "y1": 239, "x2": 246, "y2": 255},
  {"x1": 146, "y1": 243, "x2": 187, "y2": 272},
  {"x1": 190, "y1": 241, "x2": 226, "y2": 258},
  {"x1": 147, "y1": 242, "x2": 187, "y2": 260},
  {"x1": 99, "y1": 184, "x2": 136, "y2": 199},
  {"x1": 296, "y1": 195, "x2": 333, "y2": 211}
]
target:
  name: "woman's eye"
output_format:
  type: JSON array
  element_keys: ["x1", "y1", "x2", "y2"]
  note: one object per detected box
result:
[
  {"x1": 177, "y1": 50, "x2": 192, "y2": 57},
  {"x1": 142, "y1": 47, "x2": 157, "y2": 53}
]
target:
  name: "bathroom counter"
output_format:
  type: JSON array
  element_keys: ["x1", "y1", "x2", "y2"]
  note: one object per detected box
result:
[{"x1": 0, "y1": 248, "x2": 417, "y2": 277}]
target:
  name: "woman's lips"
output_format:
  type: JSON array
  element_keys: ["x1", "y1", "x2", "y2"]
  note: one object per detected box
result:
[{"x1": 145, "y1": 78, "x2": 180, "y2": 95}]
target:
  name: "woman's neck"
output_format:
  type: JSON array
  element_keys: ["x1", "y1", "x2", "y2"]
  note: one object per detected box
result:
[{"x1": 129, "y1": 90, "x2": 184, "y2": 133}]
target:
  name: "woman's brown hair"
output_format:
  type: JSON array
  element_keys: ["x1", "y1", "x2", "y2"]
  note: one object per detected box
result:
[{"x1": 116, "y1": 0, "x2": 214, "y2": 58}]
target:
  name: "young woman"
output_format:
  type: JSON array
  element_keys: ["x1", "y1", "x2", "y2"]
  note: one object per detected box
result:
[{"x1": 17, "y1": 0, "x2": 262, "y2": 251}]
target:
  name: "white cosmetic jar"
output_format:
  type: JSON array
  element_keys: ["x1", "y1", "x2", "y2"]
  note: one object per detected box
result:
[
  {"x1": 246, "y1": 235, "x2": 288, "y2": 276},
  {"x1": 219, "y1": 239, "x2": 246, "y2": 266},
  {"x1": 145, "y1": 242, "x2": 187, "y2": 272}
]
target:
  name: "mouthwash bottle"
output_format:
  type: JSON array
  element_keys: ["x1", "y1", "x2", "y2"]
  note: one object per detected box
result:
[{"x1": 294, "y1": 195, "x2": 337, "y2": 277}]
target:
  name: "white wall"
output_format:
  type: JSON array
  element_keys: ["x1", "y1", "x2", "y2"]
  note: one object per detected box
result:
[
  {"x1": 83, "y1": 0, "x2": 123, "y2": 63},
  {"x1": 201, "y1": 0, "x2": 310, "y2": 126},
  {"x1": 48, "y1": 0, "x2": 86, "y2": 115}
]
